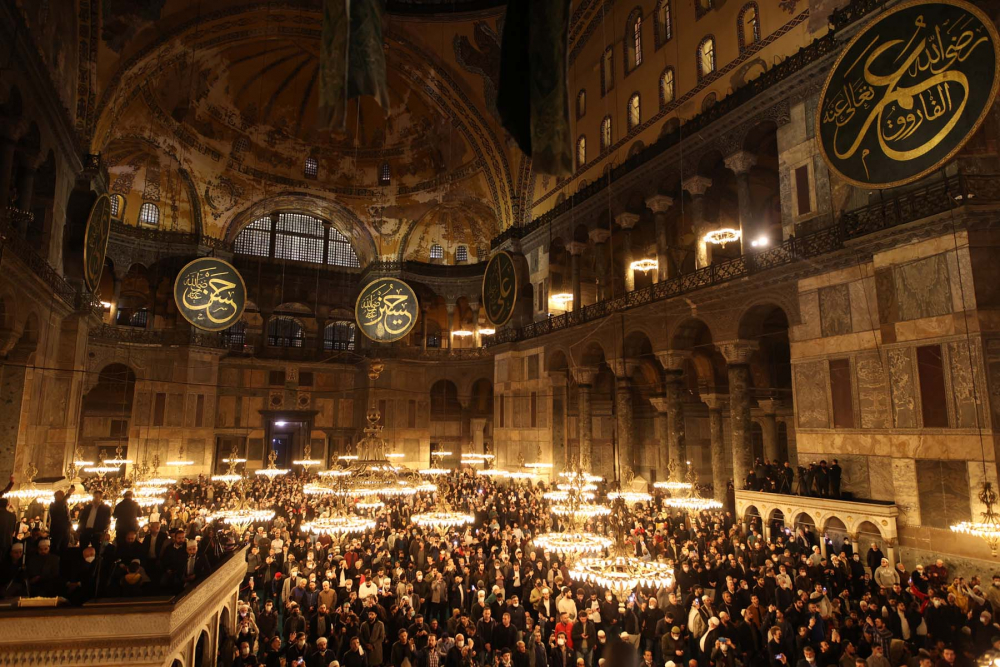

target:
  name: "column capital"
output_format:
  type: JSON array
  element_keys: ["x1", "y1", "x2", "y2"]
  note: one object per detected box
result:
[
  {"x1": 566, "y1": 241, "x2": 587, "y2": 256},
  {"x1": 723, "y1": 150, "x2": 758, "y2": 175},
  {"x1": 570, "y1": 365, "x2": 600, "y2": 386},
  {"x1": 702, "y1": 393, "x2": 730, "y2": 410},
  {"x1": 609, "y1": 358, "x2": 641, "y2": 379},
  {"x1": 589, "y1": 228, "x2": 611, "y2": 244},
  {"x1": 444, "y1": 301, "x2": 456, "y2": 313},
  {"x1": 615, "y1": 212, "x2": 640, "y2": 230},
  {"x1": 656, "y1": 350, "x2": 691, "y2": 373},
  {"x1": 645, "y1": 194, "x2": 675, "y2": 213},
  {"x1": 649, "y1": 396, "x2": 670, "y2": 413},
  {"x1": 548, "y1": 369, "x2": 568, "y2": 388},
  {"x1": 469, "y1": 301, "x2": 481, "y2": 312},
  {"x1": 718, "y1": 340, "x2": 759, "y2": 365},
  {"x1": 683, "y1": 175, "x2": 713, "y2": 197},
  {"x1": 757, "y1": 398, "x2": 782, "y2": 414}
]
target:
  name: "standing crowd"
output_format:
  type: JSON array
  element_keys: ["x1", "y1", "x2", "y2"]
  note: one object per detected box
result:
[{"x1": 0, "y1": 469, "x2": 997, "y2": 667}]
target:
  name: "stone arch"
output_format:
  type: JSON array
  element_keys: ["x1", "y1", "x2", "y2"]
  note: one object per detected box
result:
[
  {"x1": 468, "y1": 377, "x2": 493, "y2": 415},
  {"x1": 430, "y1": 379, "x2": 462, "y2": 418},
  {"x1": 547, "y1": 348, "x2": 571, "y2": 372},
  {"x1": 575, "y1": 340, "x2": 609, "y2": 367},
  {"x1": 856, "y1": 520, "x2": 886, "y2": 550},
  {"x1": 669, "y1": 316, "x2": 716, "y2": 351},
  {"x1": 194, "y1": 627, "x2": 211, "y2": 667},
  {"x1": 824, "y1": 515, "x2": 849, "y2": 553}
]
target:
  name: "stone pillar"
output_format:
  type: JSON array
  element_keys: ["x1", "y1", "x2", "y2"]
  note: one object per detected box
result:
[
  {"x1": 470, "y1": 301, "x2": 481, "y2": 346},
  {"x1": 16, "y1": 154, "x2": 39, "y2": 213},
  {"x1": 571, "y1": 366, "x2": 599, "y2": 469},
  {"x1": 848, "y1": 531, "x2": 860, "y2": 558},
  {"x1": 316, "y1": 317, "x2": 328, "y2": 352},
  {"x1": 445, "y1": 301, "x2": 456, "y2": 350},
  {"x1": 758, "y1": 399, "x2": 780, "y2": 463},
  {"x1": 0, "y1": 135, "x2": 16, "y2": 212},
  {"x1": 702, "y1": 393, "x2": 729, "y2": 504},
  {"x1": 615, "y1": 212, "x2": 639, "y2": 292},
  {"x1": 611, "y1": 359, "x2": 639, "y2": 477},
  {"x1": 683, "y1": 176, "x2": 713, "y2": 269},
  {"x1": 421, "y1": 305, "x2": 429, "y2": 350},
  {"x1": 724, "y1": 151, "x2": 757, "y2": 255},
  {"x1": 566, "y1": 242, "x2": 586, "y2": 312},
  {"x1": 470, "y1": 417, "x2": 488, "y2": 454},
  {"x1": 719, "y1": 341, "x2": 758, "y2": 491},
  {"x1": 258, "y1": 308, "x2": 273, "y2": 349},
  {"x1": 550, "y1": 371, "x2": 568, "y2": 472},
  {"x1": 649, "y1": 397, "x2": 670, "y2": 481},
  {"x1": 589, "y1": 229, "x2": 611, "y2": 301},
  {"x1": 656, "y1": 351, "x2": 690, "y2": 475},
  {"x1": 645, "y1": 194, "x2": 674, "y2": 282}
]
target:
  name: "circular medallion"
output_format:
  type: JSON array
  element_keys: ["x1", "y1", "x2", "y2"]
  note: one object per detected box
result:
[
  {"x1": 173, "y1": 257, "x2": 247, "y2": 332},
  {"x1": 482, "y1": 250, "x2": 518, "y2": 327},
  {"x1": 816, "y1": 0, "x2": 1000, "y2": 188},
  {"x1": 355, "y1": 277, "x2": 420, "y2": 343},
  {"x1": 83, "y1": 194, "x2": 112, "y2": 292}
]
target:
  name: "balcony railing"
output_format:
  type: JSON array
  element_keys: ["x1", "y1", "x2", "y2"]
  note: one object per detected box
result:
[
  {"x1": 488, "y1": 174, "x2": 1000, "y2": 347},
  {"x1": 109, "y1": 219, "x2": 231, "y2": 251},
  {"x1": 360, "y1": 259, "x2": 488, "y2": 282},
  {"x1": 89, "y1": 323, "x2": 226, "y2": 348}
]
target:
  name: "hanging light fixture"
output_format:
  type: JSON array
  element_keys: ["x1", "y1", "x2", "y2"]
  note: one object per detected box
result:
[
  {"x1": 411, "y1": 468, "x2": 475, "y2": 533},
  {"x1": 629, "y1": 259, "x2": 658, "y2": 273},
  {"x1": 478, "y1": 328, "x2": 496, "y2": 336},
  {"x1": 551, "y1": 293, "x2": 573, "y2": 306},
  {"x1": 703, "y1": 228, "x2": 741, "y2": 247},
  {"x1": 452, "y1": 330, "x2": 474, "y2": 338},
  {"x1": 4, "y1": 463, "x2": 55, "y2": 505},
  {"x1": 952, "y1": 481, "x2": 1000, "y2": 556},
  {"x1": 661, "y1": 463, "x2": 723, "y2": 512},
  {"x1": 534, "y1": 462, "x2": 612, "y2": 557},
  {"x1": 255, "y1": 450, "x2": 290, "y2": 479},
  {"x1": 213, "y1": 446, "x2": 245, "y2": 486},
  {"x1": 608, "y1": 490, "x2": 653, "y2": 504},
  {"x1": 166, "y1": 444, "x2": 194, "y2": 467},
  {"x1": 303, "y1": 515, "x2": 376, "y2": 536},
  {"x1": 293, "y1": 444, "x2": 322, "y2": 468}
]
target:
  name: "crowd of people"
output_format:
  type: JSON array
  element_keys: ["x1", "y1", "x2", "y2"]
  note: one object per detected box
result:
[
  {"x1": 744, "y1": 459, "x2": 844, "y2": 499},
  {"x1": 0, "y1": 468, "x2": 997, "y2": 667}
]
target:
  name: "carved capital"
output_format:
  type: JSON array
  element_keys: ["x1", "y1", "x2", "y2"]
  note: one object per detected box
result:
[
  {"x1": 615, "y1": 212, "x2": 640, "y2": 230},
  {"x1": 589, "y1": 228, "x2": 611, "y2": 244},
  {"x1": 548, "y1": 370, "x2": 568, "y2": 388},
  {"x1": 724, "y1": 150, "x2": 758, "y2": 175},
  {"x1": 571, "y1": 365, "x2": 600, "y2": 386},
  {"x1": 717, "y1": 339, "x2": 759, "y2": 365},
  {"x1": 656, "y1": 350, "x2": 691, "y2": 373},
  {"x1": 683, "y1": 175, "x2": 713, "y2": 197},
  {"x1": 701, "y1": 393, "x2": 729, "y2": 411},
  {"x1": 649, "y1": 396, "x2": 669, "y2": 413},
  {"x1": 645, "y1": 194, "x2": 675, "y2": 214},
  {"x1": 757, "y1": 398, "x2": 782, "y2": 414},
  {"x1": 566, "y1": 241, "x2": 587, "y2": 256},
  {"x1": 609, "y1": 358, "x2": 641, "y2": 379}
]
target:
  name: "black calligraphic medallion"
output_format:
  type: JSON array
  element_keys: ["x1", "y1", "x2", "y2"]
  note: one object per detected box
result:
[
  {"x1": 355, "y1": 277, "x2": 419, "y2": 343},
  {"x1": 83, "y1": 194, "x2": 112, "y2": 292},
  {"x1": 173, "y1": 257, "x2": 247, "y2": 332},
  {"x1": 483, "y1": 251, "x2": 518, "y2": 327},
  {"x1": 817, "y1": 0, "x2": 1000, "y2": 188}
]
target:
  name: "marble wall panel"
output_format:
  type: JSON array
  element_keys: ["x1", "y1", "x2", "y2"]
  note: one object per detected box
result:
[
  {"x1": 338, "y1": 398, "x2": 354, "y2": 427},
  {"x1": 849, "y1": 278, "x2": 878, "y2": 332},
  {"x1": 887, "y1": 349, "x2": 917, "y2": 428},
  {"x1": 794, "y1": 361, "x2": 830, "y2": 428},
  {"x1": 891, "y1": 458, "x2": 921, "y2": 527},
  {"x1": 875, "y1": 268, "x2": 898, "y2": 326},
  {"x1": 819, "y1": 284, "x2": 852, "y2": 337},
  {"x1": 895, "y1": 254, "x2": 953, "y2": 322},
  {"x1": 856, "y1": 352, "x2": 890, "y2": 429},
  {"x1": 833, "y1": 453, "x2": 871, "y2": 498},
  {"x1": 948, "y1": 341, "x2": 981, "y2": 429},
  {"x1": 868, "y1": 455, "x2": 895, "y2": 501},
  {"x1": 795, "y1": 291, "x2": 822, "y2": 341},
  {"x1": 915, "y1": 459, "x2": 971, "y2": 530},
  {"x1": 167, "y1": 393, "x2": 184, "y2": 427}
]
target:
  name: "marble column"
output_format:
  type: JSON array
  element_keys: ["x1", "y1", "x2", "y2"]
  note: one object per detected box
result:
[
  {"x1": 316, "y1": 317, "x2": 329, "y2": 352},
  {"x1": 724, "y1": 151, "x2": 757, "y2": 255},
  {"x1": 615, "y1": 212, "x2": 639, "y2": 292},
  {"x1": 550, "y1": 371, "x2": 568, "y2": 472},
  {"x1": 470, "y1": 301, "x2": 481, "y2": 346},
  {"x1": 719, "y1": 340, "x2": 758, "y2": 491},
  {"x1": 611, "y1": 359, "x2": 639, "y2": 476},
  {"x1": 470, "y1": 417, "x2": 488, "y2": 454},
  {"x1": 445, "y1": 301, "x2": 456, "y2": 350},
  {"x1": 566, "y1": 242, "x2": 586, "y2": 312},
  {"x1": 656, "y1": 351, "x2": 690, "y2": 475},
  {"x1": 421, "y1": 305, "x2": 429, "y2": 350},
  {"x1": 649, "y1": 397, "x2": 670, "y2": 481},
  {"x1": 683, "y1": 175, "x2": 713, "y2": 269},
  {"x1": 0, "y1": 135, "x2": 16, "y2": 212},
  {"x1": 571, "y1": 366, "x2": 599, "y2": 470},
  {"x1": 702, "y1": 393, "x2": 729, "y2": 504},
  {"x1": 258, "y1": 309, "x2": 273, "y2": 349},
  {"x1": 589, "y1": 229, "x2": 611, "y2": 301},
  {"x1": 645, "y1": 194, "x2": 674, "y2": 282},
  {"x1": 757, "y1": 399, "x2": 780, "y2": 463},
  {"x1": 16, "y1": 153, "x2": 39, "y2": 213}
]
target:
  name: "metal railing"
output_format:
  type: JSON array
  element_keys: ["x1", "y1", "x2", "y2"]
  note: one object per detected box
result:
[
  {"x1": 88, "y1": 323, "x2": 226, "y2": 348},
  {"x1": 488, "y1": 174, "x2": 999, "y2": 347},
  {"x1": 109, "y1": 219, "x2": 231, "y2": 251}
]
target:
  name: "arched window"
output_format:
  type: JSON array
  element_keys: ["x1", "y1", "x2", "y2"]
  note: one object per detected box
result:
[
  {"x1": 577, "y1": 136, "x2": 587, "y2": 167},
  {"x1": 738, "y1": 3, "x2": 761, "y2": 52},
  {"x1": 138, "y1": 202, "x2": 159, "y2": 227},
  {"x1": 110, "y1": 194, "x2": 125, "y2": 219},
  {"x1": 696, "y1": 0, "x2": 713, "y2": 19},
  {"x1": 656, "y1": 0, "x2": 672, "y2": 46},
  {"x1": 660, "y1": 68, "x2": 676, "y2": 107},
  {"x1": 378, "y1": 162, "x2": 391, "y2": 185},
  {"x1": 698, "y1": 36, "x2": 716, "y2": 80},
  {"x1": 601, "y1": 47, "x2": 614, "y2": 95},
  {"x1": 626, "y1": 11, "x2": 643, "y2": 72},
  {"x1": 600, "y1": 116, "x2": 612, "y2": 152},
  {"x1": 324, "y1": 321, "x2": 356, "y2": 351},
  {"x1": 234, "y1": 213, "x2": 360, "y2": 267},
  {"x1": 221, "y1": 320, "x2": 247, "y2": 349},
  {"x1": 456, "y1": 245, "x2": 469, "y2": 263},
  {"x1": 430, "y1": 244, "x2": 444, "y2": 260},
  {"x1": 627, "y1": 93, "x2": 641, "y2": 131},
  {"x1": 304, "y1": 157, "x2": 318, "y2": 178},
  {"x1": 267, "y1": 316, "x2": 304, "y2": 348},
  {"x1": 577, "y1": 90, "x2": 586, "y2": 119}
]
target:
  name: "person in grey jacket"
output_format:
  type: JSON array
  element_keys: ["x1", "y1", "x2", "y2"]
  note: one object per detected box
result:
[{"x1": 873, "y1": 558, "x2": 899, "y2": 589}]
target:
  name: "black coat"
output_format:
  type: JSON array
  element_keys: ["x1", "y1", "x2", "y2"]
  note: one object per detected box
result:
[{"x1": 78, "y1": 502, "x2": 112, "y2": 534}]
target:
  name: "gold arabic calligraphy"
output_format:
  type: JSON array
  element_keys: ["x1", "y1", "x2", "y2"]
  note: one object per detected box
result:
[
  {"x1": 486, "y1": 257, "x2": 513, "y2": 319},
  {"x1": 181, "y1": 267, "x2": 240, "y2": 325},
  {"x1": 822, "y1": 10, "x2": 989, "y2": 178},
  {"x1": 359, "y1": 282, "x2": 415, "y2": 339}
]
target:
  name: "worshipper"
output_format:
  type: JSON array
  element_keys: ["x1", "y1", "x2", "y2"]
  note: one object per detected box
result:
[{"x1": 77, "y1": 489, "x2": 111, "y2": 548}]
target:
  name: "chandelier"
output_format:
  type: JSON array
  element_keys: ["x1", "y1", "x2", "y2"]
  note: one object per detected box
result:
[
  {"x1": 255, "y1": 450, "x2": 290, "y2": 479},
  {"x1": 304, "y1": 483, "x2": 335, "y2": 496},
  {"x1": 952, "y1": 481, "x2": 1000, "y2": 556},
  {"x1": 293, "y1": 444, "x2": 322, "y2": 468},
  {"x1": 355, "y1": 499, "x2": 385, "y2": 511},
  {"x1": 478, "y1": 328, "x2": 495, "y2": 336},
  {"x1": 654, "y1": 480, "x2": 693, "y2": 491},
  {"x1": 534, "y1": 461, "x2": 611, "y2": 557},
  {"x1": 303, "y1": 514, "x2": 375, "y2": 536},
  {"x1": 704, "y1": 228, "x2": 741, "y2": 247},
  {"x1": 166, "y1": 445, "x2": 194, "y2": 467},
  {"x1": 630, "y1": 259, "x2": 658, "y2": 273},
  {"x1": 211, "y1": 477, "x2": 275, "y2": 537},
  {"x1": 411, "y1": 469, "x2": 474, "y2": 534},
  {"x1": 534, "y1": 531, "x2": 613, "y2": 555},
  {"x1": 213, "y1": 446, "x2": 245, "y2": 486},
  {"x1": 608, "y1": 490, "x2": 653, "y2": 504},
  {"x1": 570, "y1": 496, "x2": 674, "y2": 601},
  {"x1": 661, "y1": 463, "x2": 722, "y2": 512},
  {"x1": 5, "y1": 463, "x2": 55, "y2": 505},
  {"x1": 551, "y1": 293, "x2": 573, "y2": 306},
  {"x1": 452, "y1": 330, "x2": 474, "y2": 338}
]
